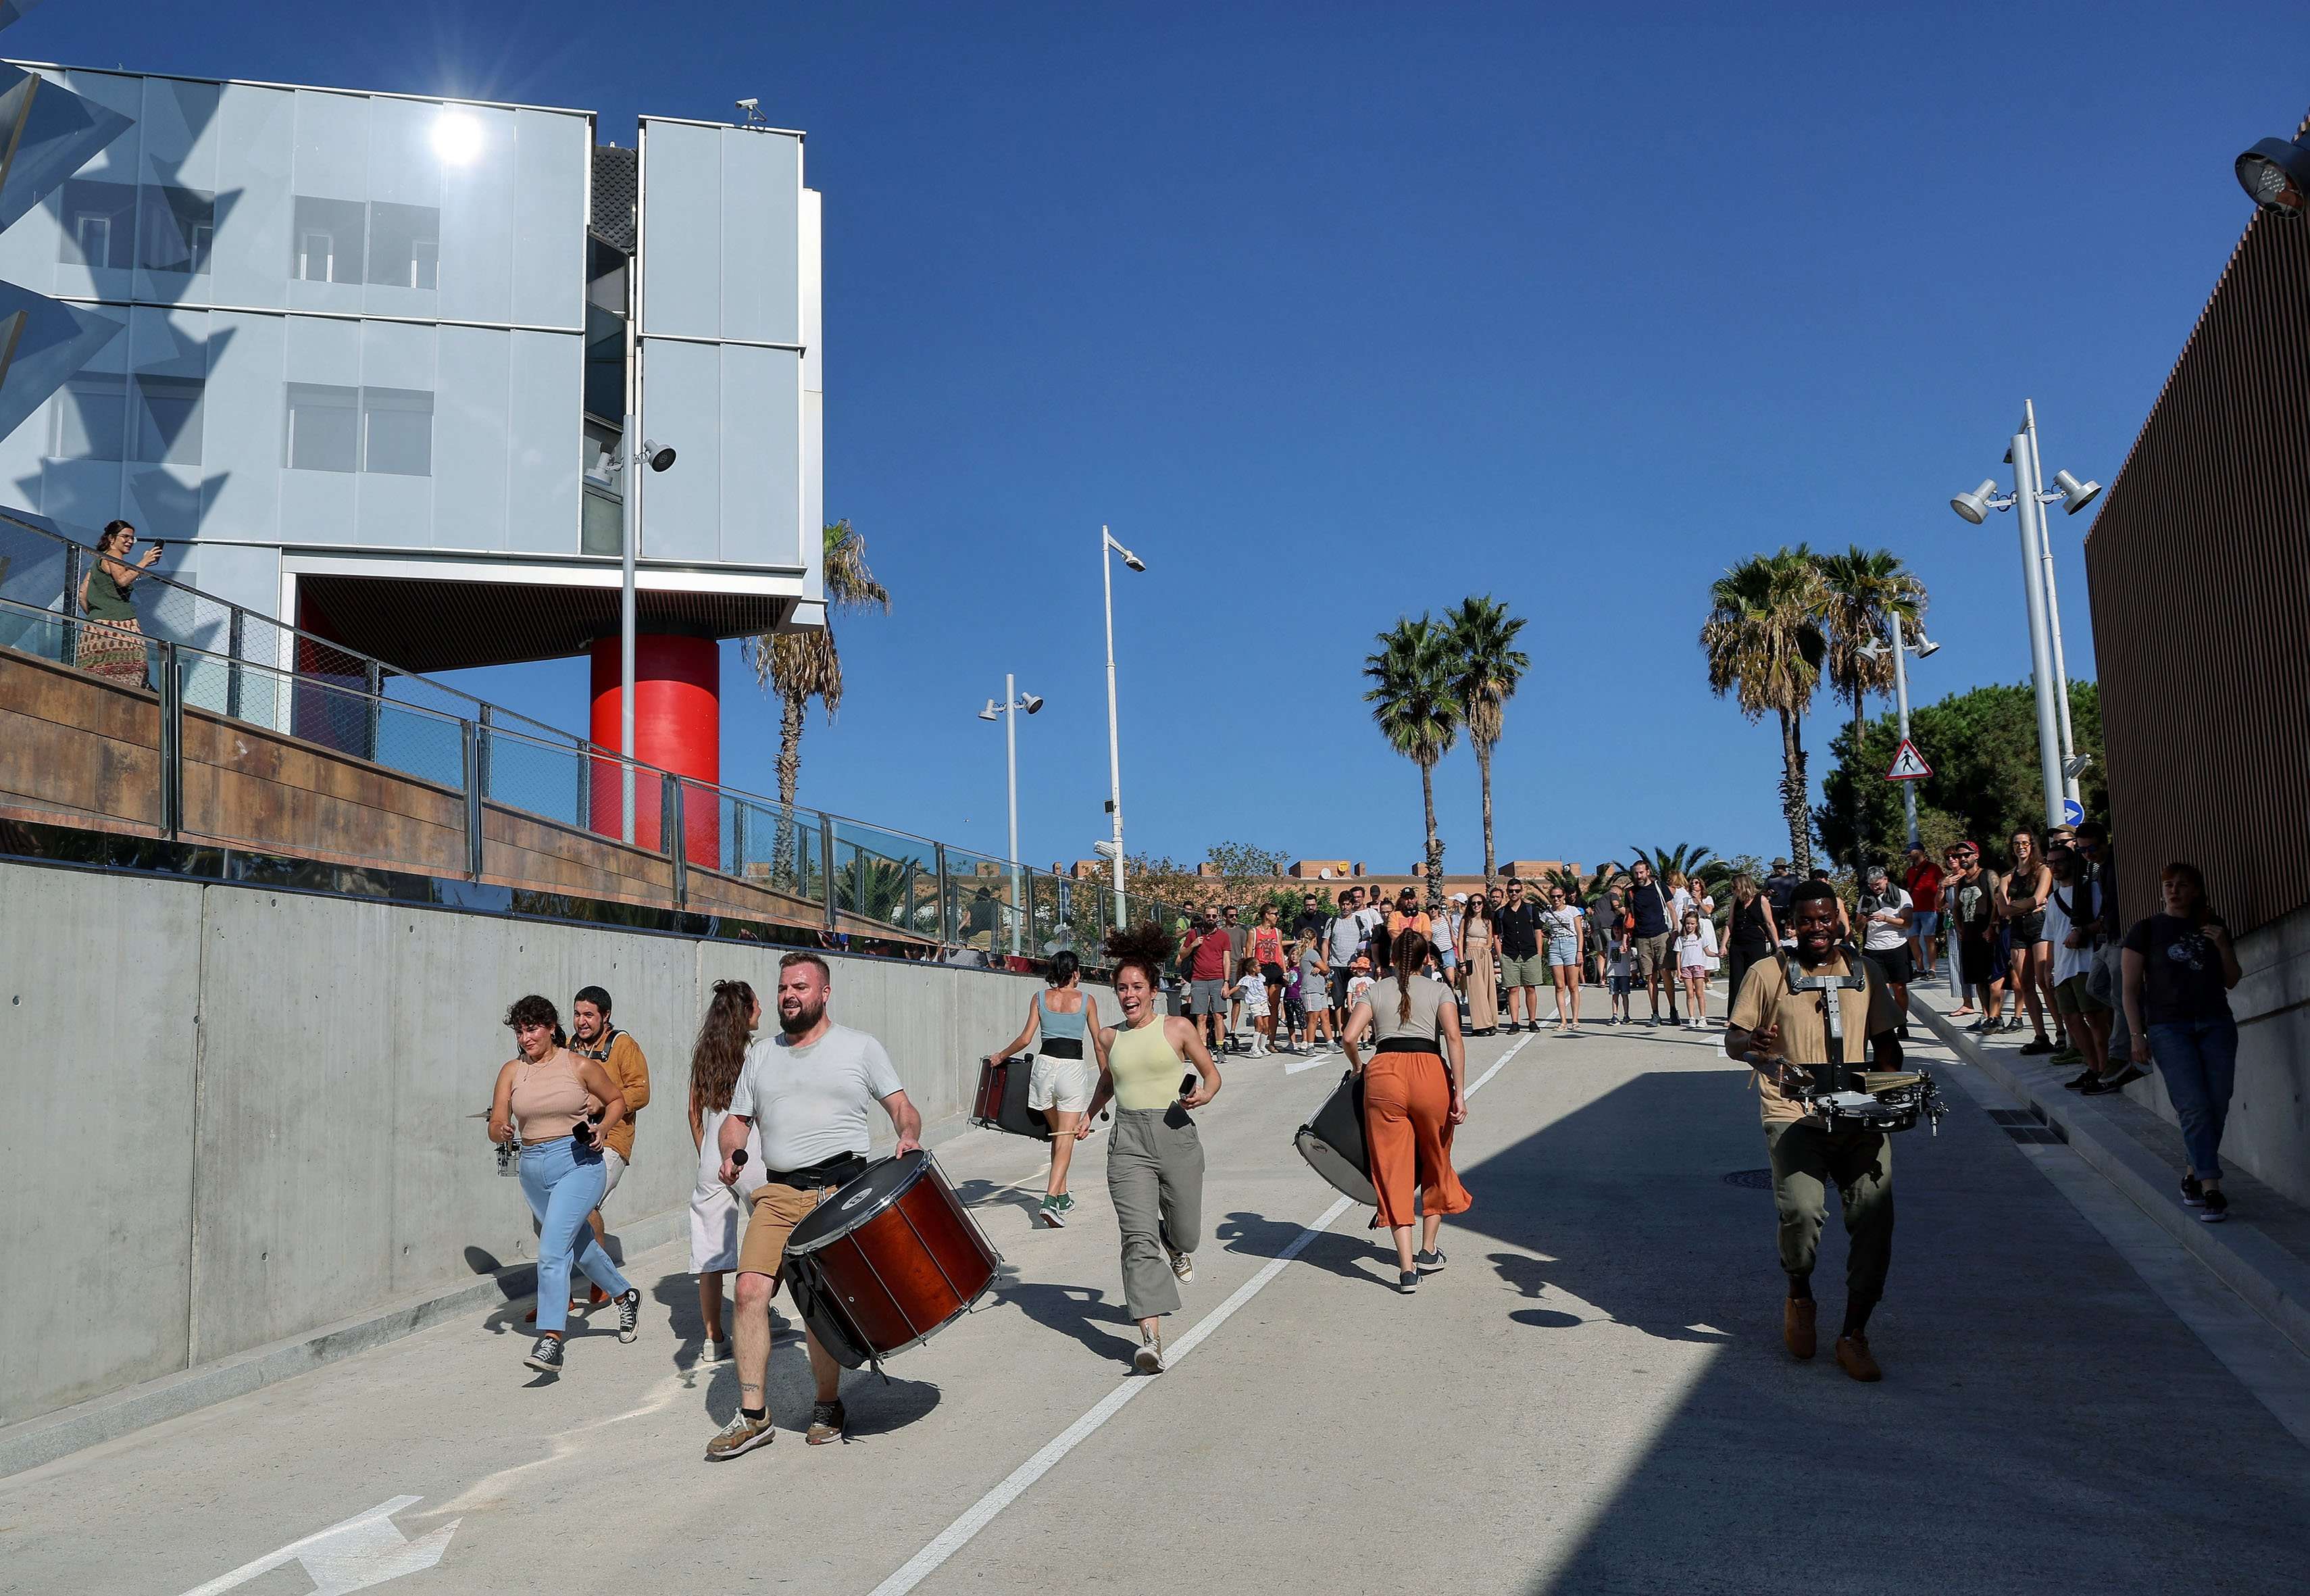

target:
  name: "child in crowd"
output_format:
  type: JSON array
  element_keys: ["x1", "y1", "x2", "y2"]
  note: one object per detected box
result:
[
  {"x1": 1234, "y1": 957, "x2": 1272, "y2": 1055},
  {"x1": 1346, "y1": 953, "x2": 1376, "y2": 1013},
  {"x1": 1296, "y1": 929, "x2": 1334, "y2": 1053},
  {"x1": 1607, "y1": 939, "x2": 1634, "y2": 1024},
  {"x1": 1676, "y1": 909, "x2": 1711, "y2": 1028}
]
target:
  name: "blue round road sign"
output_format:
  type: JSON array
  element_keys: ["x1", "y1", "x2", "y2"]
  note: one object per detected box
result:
[{"x1": 2063, "y1": 798, "x2": 2083, "y2": 827}]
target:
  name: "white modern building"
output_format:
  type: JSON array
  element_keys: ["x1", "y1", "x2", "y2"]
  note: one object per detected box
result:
[{"x1": 0, "y1": 58, "x2": 824, "y2": 792}]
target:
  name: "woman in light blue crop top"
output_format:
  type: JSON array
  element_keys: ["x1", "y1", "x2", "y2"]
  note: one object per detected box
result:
[{"x1": 993, "y1": 950, "x2": 1104, "y2": 1226}]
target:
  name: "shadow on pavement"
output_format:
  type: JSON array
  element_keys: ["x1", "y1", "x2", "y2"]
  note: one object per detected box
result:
[
  {"x1": 952, "y1": 1174, "x2": 1051, "y2": 1226},
  {"x1": 1215, "y1": 1208, "x2": 1391, "y2": 1288},
  {"x1": 994, "y1": 1271, "x2": 1141, "y2": 1363}
]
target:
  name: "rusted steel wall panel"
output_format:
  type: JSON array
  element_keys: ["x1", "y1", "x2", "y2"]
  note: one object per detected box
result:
[{"x1": 2085, "y1": 192, "x2": 2310, "y2": 937}]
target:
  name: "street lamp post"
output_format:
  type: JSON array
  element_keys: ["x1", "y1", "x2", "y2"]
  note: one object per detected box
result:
[
  {"x1": 611, "y1": 422, "x2": 677, "y2": 845},
  {"x1": 980, "y1": 676, "x2": 1043, "y2": 955},
  {"x1": 1100, "y1": 526, "x2": 1146, "y2": 930},
  {"x1": 1949, "y1": 402, "x2": 2099, "y2": 832}
]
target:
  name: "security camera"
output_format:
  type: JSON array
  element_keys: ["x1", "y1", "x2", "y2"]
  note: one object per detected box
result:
[
  {"x1": 736, "y1": 97, "x2": 759, "y2": 114},
  {"x1": 1021, "y1": 693, "x2": 1044, "y2": 714},
  {"x1": 2062, "y1": 754, "x2": 2092, "y2": 780},
  {"x1": 1093, "y1": 840, "x2": 1120, "y2": 859},
  {"x1": 641, "y1": 439, "x2": 676, "y2": 472}
]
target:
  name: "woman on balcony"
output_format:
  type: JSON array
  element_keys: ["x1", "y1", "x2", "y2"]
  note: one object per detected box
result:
[{"x1": 76, "y1": 520, "x2": 160, "y2": 688}]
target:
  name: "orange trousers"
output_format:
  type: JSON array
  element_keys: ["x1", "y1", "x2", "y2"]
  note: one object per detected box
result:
[{"x1": 1362, "y1": 1049, "x2": 1473, "y2": 1230}]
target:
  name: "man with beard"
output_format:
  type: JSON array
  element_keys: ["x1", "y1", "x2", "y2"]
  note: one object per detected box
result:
[
  {"x1": 569, "y1": 986, "x2": 650, "y2": 1261},
  {"x1": 708, "y1": 951, "x2": 921, "y2": 1458},
  {"x1": 1726, "y1": 880, "x2": 1903, "y2": 1383}
]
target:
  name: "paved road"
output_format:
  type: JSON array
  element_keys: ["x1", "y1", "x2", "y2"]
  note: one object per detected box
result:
[{"x1": 7, "y1": 1014, "x2": 2307, "y2": 1595}]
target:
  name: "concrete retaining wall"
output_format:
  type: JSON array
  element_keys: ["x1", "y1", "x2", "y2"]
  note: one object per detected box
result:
[
  {"x1": 0, "y1": 859, "x2": 1040, "y2": 1426},
  {"x1": 2118, "y1": 901, "x2": 2310, "y2": 1208}
]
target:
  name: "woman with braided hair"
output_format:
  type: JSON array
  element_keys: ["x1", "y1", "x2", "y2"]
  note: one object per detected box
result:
[
  {"x1": 1341, "y1": 928, "x2": 1472, "y2": 1294},
  {"x1": 1089, "y1": 922, "x2": 1222, "y2": 1374}
]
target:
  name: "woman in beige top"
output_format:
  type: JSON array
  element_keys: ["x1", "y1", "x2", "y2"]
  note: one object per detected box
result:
[
  {"x1": 488, "y1": 993, "x2": 641, "y2": 1376},
  {"x1": 1342, "y1": 930, "x2": 1473, "y2": 1294},
  {"x1": 1460, "y1": 889, "x2": 1499, "y2": 1035}
]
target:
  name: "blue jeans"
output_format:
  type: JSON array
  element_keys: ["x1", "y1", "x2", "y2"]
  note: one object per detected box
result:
[
  {"x1": 518, "y1": 1137, "x2": 632, "y2": 1332},
  {"x1": 2148, "y1": 1018, "x2": 2239, "y2": 1181}
]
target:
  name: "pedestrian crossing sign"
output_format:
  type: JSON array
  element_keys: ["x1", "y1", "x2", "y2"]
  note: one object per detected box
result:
[{"x1": 1884, "y1": 739, "x2": 1931, "y2": 781}]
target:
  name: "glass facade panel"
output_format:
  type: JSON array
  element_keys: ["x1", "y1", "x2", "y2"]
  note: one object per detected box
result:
[
  {"x1": 51, "y1": 374, "x2": 128, "y2": 459},
  {"x1": 134, "y1": 376, "x2": 204, "y2": 464},
  {"x1": 284, "y1": 382, "x2": 358, "y2": 471},
  {"x1": 57, "y1": 178, "x2": 137, "y2": 268},
  {"x1": 361, "y1": 386, "x2": 433, "y2": 476},
  {"x1": 291, "y1": 196, "x2": 365, "y2": 284},
  {"x1": 368, "y1": 202, "x2": 440, "y2": 291},
  {"x1": 139, "y1": 186, "x2": 215, "y2": 274}
]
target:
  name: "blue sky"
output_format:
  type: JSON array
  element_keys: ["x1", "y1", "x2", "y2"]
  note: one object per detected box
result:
[{"x1": 30, "y1": 3, "x2": 2306, "y2": 873}]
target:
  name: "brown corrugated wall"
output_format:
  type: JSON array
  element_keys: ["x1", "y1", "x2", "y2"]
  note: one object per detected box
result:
[{"x1": 2084, "y1": 143, "x2": 2310, "y2": 937}]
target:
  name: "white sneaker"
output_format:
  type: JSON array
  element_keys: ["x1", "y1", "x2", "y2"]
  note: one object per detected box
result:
[
  {"x1": 1134, "y1": 1325, "x2": 1165, "y2": 1374},
  {"x1": 1167, "y1": 1247, "x2": 1194, "y2": 1282}
]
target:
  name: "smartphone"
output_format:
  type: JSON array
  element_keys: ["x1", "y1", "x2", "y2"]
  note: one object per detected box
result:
[{"x1": 1179, "y1": 1070, "x2": 1197, "y2": 1100}]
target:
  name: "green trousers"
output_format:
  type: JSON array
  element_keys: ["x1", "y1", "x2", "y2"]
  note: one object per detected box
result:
[{"x1": 1765, "y1": 1118, "x2": 1894, "y2": 1305}]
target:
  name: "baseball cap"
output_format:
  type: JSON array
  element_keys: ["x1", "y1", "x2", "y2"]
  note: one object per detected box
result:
[{"x1": 1449, "y1": 891, "x2": 1467, "y2": 902}]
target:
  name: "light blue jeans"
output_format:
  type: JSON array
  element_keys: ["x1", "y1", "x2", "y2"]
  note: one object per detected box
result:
[
  {"x1": 518, "y1": 1136, "x2": 632, "y2": 1332},
  {"x1": 2149, "y1": 1017, "x2": 2239, "y2": 1181}
]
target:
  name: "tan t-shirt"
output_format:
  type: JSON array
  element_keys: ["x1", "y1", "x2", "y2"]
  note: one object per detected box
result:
[{"x1": 1727, "y1": 951, "x2": 1897, "y2": 1125}]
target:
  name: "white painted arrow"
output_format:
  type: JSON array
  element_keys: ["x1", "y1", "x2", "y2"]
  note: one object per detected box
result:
[{"x1": 177, "y1": 1495, "x2": 459, "y2": 1596}]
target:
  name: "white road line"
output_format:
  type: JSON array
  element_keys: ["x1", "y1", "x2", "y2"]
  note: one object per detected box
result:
[
  {"x1": 869, "y1": 1032, "x2": 1532, "y2": 1596},
  {"x1": 177, "y1": 1495, "x2": 457, "y2": 1596}
]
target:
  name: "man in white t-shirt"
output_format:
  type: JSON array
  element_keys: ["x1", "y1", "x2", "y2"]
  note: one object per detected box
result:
[
  {"x1": 1857, "y1": 865, "x2": 1914, "y2": 1036},
  {"x1": 707, "y1": 951, "x2": 921, "y2": 1462}
]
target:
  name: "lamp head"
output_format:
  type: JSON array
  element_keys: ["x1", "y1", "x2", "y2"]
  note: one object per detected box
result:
[
  {"x1": 2052, "y1": 469, "x2": 2102, "y2": 513},
  {"x1": 641, "y1": 439, "x2": 676, "y2": 472},
  {"x1": 2236, "y1": 132, "x2": 2310, "y2": 217},
  {"x1": 1857, "y1": 638, "x2": 1884, "y2": 662},
  {"x1": 1951, "y1": 478, "x2": 1999, "y2": 524},
  {"x1": 1913, "y1": 633, "x2": 1941, "y2": 659},
  {"x1": 978, "y1": 699, "x2": 1000, "y2": 722},
  {"x1": 1021, "y1": 693, "x2": 1044, "y2": 715},
  {"x1": 1122, "y1": 551, "x2": 1146, "y2": 572}
]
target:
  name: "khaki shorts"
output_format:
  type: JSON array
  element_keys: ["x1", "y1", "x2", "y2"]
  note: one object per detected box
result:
[
  {"x1": 2055, "y1": 974, "x2": 2108, "y2": 1015},
  {"x1": 737, "y1": 1182, "x2": 830, "y2": 1278},
  {"x1": 1499, "y1": 953, "x2": 1548, "y2": 989},
  {"x1": 1632, "y1": 932, "x2": 1674, "y2": 978}
]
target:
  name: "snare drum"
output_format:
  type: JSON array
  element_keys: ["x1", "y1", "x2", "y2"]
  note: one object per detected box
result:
[
  {"x1": 971, "y1": 1055, "x2": 1052, "y2": 1141},
  {"x1": 1294, "y1": 1068, "x2": 1376, "y2": 1205},
  {"x1": 780, "y1": 1151, "x2": 1003, "y2": 1370}
]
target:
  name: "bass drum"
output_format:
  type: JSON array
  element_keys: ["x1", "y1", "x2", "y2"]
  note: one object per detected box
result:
[
  {"x1": 971, "y1": 1055, "x2": 1052, "y2": 1141},
  {"x1": 780, "y1": 1151, "x2": 1002, "y2": 1370},
  {"x1": 1295, "y1": 1068, "x2": 1375, "y2": 1205}
]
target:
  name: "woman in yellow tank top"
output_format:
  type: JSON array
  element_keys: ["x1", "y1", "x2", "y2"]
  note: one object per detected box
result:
[{"x1": 1090, "y1": 923, "x2": 1222, "y2": 1374}]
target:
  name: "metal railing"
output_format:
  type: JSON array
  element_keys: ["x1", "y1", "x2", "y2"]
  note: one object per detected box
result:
[{"x1": 0, "y1": 516, "x2": 1188, "y2": 957}]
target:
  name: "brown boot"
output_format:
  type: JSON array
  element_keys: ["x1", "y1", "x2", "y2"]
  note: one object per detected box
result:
[
  {"x1": 1783, "y1": 1297, "x2": 1817, "y2": 1360},
  {"x1": 1835, "y1": 1335, "x2": 1882, "y2": 1382}
]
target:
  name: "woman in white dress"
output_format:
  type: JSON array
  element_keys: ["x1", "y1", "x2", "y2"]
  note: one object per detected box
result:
[{"x1": 688, "y1": 978, "x2": 763, "y2": 1362}]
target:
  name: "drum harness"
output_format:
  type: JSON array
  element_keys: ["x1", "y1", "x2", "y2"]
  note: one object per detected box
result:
[{"x1": 1770, "y1": 945, "x2": 1944, "y2": 1137}]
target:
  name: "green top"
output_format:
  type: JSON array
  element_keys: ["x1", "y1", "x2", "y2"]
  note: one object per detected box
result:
[
  {"x1": 82, "y1": 564, "x2": 137, "y2": 622},
  {"x1": 1106, "y1": 1016, "x2": 1185, "y2": 1112}
]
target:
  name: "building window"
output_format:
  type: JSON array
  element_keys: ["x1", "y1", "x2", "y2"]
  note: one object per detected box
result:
[
  {"x1": 284, "y1": 382, "x2": 359, "y2": 472},
  {"x1": 57, "y1": 180, "x2": 137, "y2": 270},
  {"x1": 291, "y1": 197, "x2": 366, "y2": 284},
  {"x1": 134, "y1": 376, "x2": 205, "y2": 464},
  {"x1": 368, "y1": 202, "x2": 441, "y2": 291},
  {"x1": 361, "y1": 386, "x2": 433, "y2": 476},
  {"x1": 282, "y1": 383, "x2": 433, "y2": 476},
  {"x1": 139, "y1": 187, "x2": 216, "y2": 275},
  {"x1": 50, "y1": 373, "x2": 127, "y2": 459}
]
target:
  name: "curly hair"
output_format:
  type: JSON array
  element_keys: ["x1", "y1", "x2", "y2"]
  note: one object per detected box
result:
[
  {"x1": 503, "y1": 993, "x2": 559, "y2": 1034},
  {"x1": 690, "y1": 979, "x2": 755, "y2": 1116},
  {"x1": 1103, "y1": 921, "x2": 1178, "y2": 991}
]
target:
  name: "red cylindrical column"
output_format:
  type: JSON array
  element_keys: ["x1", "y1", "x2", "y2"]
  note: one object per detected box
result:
[{"x1": 588, "y1": 634, "x2": 722, "y2": 868}]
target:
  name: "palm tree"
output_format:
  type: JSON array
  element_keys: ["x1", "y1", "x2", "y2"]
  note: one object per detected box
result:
[
  {"x1": 1363, "y1": 614, "x2": 1462, "y2": 910},
  {"x1": 745, "y1": 520, "x2": 890, "y2": 876},
  {"x1": 1813, "y1": 546, "x2": 1925, "y2": 874},
  {"x1": 1626, "y1": 841, "x2": 1735, "y2": 918},
  {"x1": 1700, "y1": 547, "x2": 1827, "y2": 871},
  {"x1": 1445, "y1": 595, "x2": 1530, "y2": 884}
]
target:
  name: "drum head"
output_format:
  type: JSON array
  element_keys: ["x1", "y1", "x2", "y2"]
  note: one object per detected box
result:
[
  {"x1": 786, "y1": 1152, "x2": 926, "y2": 1254},
  {"x1": 1297, "y1": 1125, "x2": 1376, "y2": 1205}
]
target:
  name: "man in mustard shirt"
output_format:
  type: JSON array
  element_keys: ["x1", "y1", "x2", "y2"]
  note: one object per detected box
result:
[
  {"x1": 571, "y1": 985, "x2": 651, "y2": 1260},
  {"x1": 1726, "y1": 881, "x2": 1903, "y2": 1383}
]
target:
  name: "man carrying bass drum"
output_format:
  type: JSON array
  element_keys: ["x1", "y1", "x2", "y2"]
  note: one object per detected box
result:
[
  {"x1": 1340, "y1": 930, "x2": 1472, "y2": 1295},
  {"x1": 705, "y1": 951, "x2": 922, "y2": 1461},
  {"x1": 1090, "y1": 923, "x2": 1222, "y2": 1376}
]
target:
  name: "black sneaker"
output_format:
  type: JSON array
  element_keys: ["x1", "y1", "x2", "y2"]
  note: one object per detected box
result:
[
  {"x1": 2018, "y1": 1037, "x2": 2055, "y2": 1056},
  {"x1": 2201, "y1": 1189, "x2": 2230, "y2": 1224},
  {"x1": 523, "y1": 1334, "x2": 564, "y2": 1374},
  {"x1": 2180, "y1": 1175, "x2": 2205, "y2": 1207},
  {"x1": 806, "y1": 1399, "x2": 847, "y2": 1445},
  {"x1": 1413, "y1": 1248, "x2": 1447, "y2": 1272},
  {"x1": 2080, "y1": 1075, "x2": 2124, "y2": 1095},
  {"x1": 2062, "y1": 1069, "x2": 2100, "y2": 1091},
  {"x1": 2101, "y1": 1061, "x2": 2149, "y2": 1090},
  {"x1": 1397, "y1": 1269, "x2": 1420, "y2": 1295},
  {"x1": 616, "y1": 1287, "x2": 642, "y2": 1343}
]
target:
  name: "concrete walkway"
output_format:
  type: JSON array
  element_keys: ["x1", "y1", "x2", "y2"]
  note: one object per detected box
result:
[{"x1": 4, "y1": 1014, "x2": 2306, "y2": 1595}]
